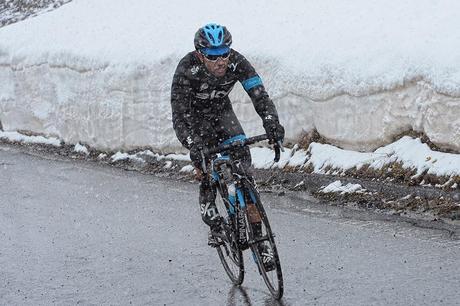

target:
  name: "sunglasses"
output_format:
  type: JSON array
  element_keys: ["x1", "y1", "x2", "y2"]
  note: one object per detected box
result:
[{"x1": 201, "y1": 51, "x2": 231, "y2": 62}]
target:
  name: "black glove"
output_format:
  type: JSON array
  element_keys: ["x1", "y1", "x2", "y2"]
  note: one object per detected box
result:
[
  {"x1": 187, "y1": 135, "x2": 204, "y2": 169},
  {"x1": 263, "y1": 119, "x2": 285, "y2": 144}
]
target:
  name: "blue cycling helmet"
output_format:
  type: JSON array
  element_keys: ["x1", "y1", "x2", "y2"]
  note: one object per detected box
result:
[{"x1": 194, "y1": 23, "x2": 232, "y2": 55}]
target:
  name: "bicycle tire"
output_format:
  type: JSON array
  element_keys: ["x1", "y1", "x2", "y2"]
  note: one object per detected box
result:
[
  {"x1": 214, "y1": 183, "x2": 245, "y2": 285},
  {"x1": 243, "y1": 179, "x2": 284, "y2": 299}
]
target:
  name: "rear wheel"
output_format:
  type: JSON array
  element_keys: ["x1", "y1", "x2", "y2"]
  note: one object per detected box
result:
[
  {"x1": 214, "y1": 183, "x2": 244, "y2": 285},
  {"x1": 243, "y1": 180, "x2": 284, "y2": 299}
]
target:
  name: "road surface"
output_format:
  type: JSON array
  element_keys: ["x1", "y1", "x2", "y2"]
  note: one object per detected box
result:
[{"x1": 1, "y1": 145, "x2": 459, "y2": 305}]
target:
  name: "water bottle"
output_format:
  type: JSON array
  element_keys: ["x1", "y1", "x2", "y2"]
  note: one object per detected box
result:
[{"x1": 228, "y1": 182, "x2": 236, "y2": 205}]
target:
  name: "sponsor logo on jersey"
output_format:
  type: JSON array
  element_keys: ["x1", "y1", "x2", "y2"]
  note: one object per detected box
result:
[
  {"x1": 228, "y1": 63, "x2": 238, "y2": 72},
  {"x1": 191, "y1": 66, "x2": 200, "y2": 75},
  {"x1": 195, "y1": 88, "x2": 232, "y2": 100}
]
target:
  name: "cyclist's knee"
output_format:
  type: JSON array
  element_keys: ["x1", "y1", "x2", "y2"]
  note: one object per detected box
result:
[
  {"x1": 200, "y1": 201, "x2": 220, "y2": 226},
  {"x1": 199, "y1": 179, "x2": 219, "y2": 226}
]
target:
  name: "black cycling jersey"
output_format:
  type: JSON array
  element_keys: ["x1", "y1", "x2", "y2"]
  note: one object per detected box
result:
[{"x1": 170, "y1": 49, "x2": 279, "y2": 149}]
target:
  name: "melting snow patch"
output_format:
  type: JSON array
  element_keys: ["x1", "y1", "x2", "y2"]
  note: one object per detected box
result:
[
  {"x1": 110, "y1": 152, "x2": 144, "y2": 163},
  {"x1": 164, "y1": 161, "x2": 173, "y2": 169},
  {"x1": 165, "y1": 153, "x2": 191, "y2": 162},
  {"x1": 320, "y1": 180, "x2": 367, "y2": 194},
  {"x1": 74, "y1": 143, "x2": 89, "y2": 155},
  {"x1": 179, "y1": 165, "x2": 194, "y2": 173}
]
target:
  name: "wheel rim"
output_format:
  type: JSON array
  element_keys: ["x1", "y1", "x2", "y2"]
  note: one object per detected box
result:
[{"x1": 216, "y1": 231, "x2": 244, "y2": 284}]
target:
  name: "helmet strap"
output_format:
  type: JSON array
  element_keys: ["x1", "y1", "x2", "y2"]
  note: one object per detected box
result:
[{"x1": 195, "y1": 50, "x2": 205, "y2": 63}]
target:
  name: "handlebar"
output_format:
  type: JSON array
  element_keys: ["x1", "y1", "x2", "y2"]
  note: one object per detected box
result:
[{"x1": 200, "y1": 134, "x2": 284, "y2": 172}]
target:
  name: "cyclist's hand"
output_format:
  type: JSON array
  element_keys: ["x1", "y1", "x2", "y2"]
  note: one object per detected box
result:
[
  {"x1": 188, "y1": 135, "x2": 204, "y2": 169},
  {"x1": 194, "y1": 167, "x2": 204, "y2": 181},
  {"x1": 263, "y1": 119, "x2": 285, "y2": 144}
]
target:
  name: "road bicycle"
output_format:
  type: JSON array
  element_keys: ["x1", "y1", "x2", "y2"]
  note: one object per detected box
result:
[{"x1": 201, "y1": 134, "x2": 284, "y2": 299}]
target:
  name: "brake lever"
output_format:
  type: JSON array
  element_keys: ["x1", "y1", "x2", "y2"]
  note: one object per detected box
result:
[
  {"x1": 274, "y1": 144, "x2": 281, "y2": 163},
  {"x1": 273, "y1": 141, "x2": 285, "y2": 163},
  {"x1": 277, "y1": 140, "x2": 285, "y2": 152}
]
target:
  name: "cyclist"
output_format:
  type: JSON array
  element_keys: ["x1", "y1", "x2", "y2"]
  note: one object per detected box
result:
[{"x1": 170, "y1": 23, "x2": 284, "y2": 269}]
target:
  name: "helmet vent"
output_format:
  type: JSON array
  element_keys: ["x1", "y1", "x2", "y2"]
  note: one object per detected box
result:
[
  {"x1": 206, "y1": 32, "x2": 215, "y2": 44},
  {"x1": 194, "y1": 23, "x2": 232, "y2": 50}
]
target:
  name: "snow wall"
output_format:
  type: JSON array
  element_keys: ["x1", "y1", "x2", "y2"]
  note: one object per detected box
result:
[{"x1": 0, "y1": 0, "x2": 460, "y2": 152}]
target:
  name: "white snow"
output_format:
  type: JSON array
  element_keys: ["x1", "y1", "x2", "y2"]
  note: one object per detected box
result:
[
  {"x1": 287, "y1": 145, "x2": 309, "y2": 168},
  {"x1": 1, "y1": 0, "x2": 460, "y2": 152},
  {"x1": 163, "y1": 160, "x2": 173, "y2": 169},
  {"x1": 306, "y1": 136, "x2": 460, "y2": 179},
  {"x1": 74, "y1": 142, "x2": 89, "y2": 155},
  {"x1": 110, "y1": 152, "x2": 144, "y2": 164},
  {"x1": 307, "y1": 143, "x2": 378, "y2": 174},
  {"x1": 179, "y1": 165, "x2": 194, "y2": 173},
  {"x1": 164, "y1": 153, "x2": 191, "y2": 162},
  {"x1": 320, "y1": 180, "x2": 367, "y2": 194},
  {"x1": 251, "y1": 147, "x2": 276, "y2": 169},
  {"x1": 0, "y1": 131, "x2": 61, "y2": 146}
]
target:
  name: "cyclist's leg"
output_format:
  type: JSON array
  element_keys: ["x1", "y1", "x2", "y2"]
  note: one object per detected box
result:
[
  {"x1": 194, "y1": 123, "x2": 222, "y2": 246},
  {"x1": 214, "y1": 106, "x2": 252, "y2": 169},
  {"x1": 199, "y1": 175, "x2": 220, "y2": 226}
]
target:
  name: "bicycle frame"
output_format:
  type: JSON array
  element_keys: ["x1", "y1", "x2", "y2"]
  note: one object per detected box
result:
[
  {"x1": 202, "y1": 134, "x2": 284, "y2": 299},
  {"x1": 210, "y1": 155, "x2": 256, "y2": 214},
  {"x1": 204, "y1": 134, "x2": 281, "y2": 219}
]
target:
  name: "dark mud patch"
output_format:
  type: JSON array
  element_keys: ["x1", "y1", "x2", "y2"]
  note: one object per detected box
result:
[{"x1": 1, "y1": 0, "x2": 72, "y2": 28}]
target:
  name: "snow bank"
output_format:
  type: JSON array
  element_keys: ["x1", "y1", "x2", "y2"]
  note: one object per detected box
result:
[
  {"x1": 1, "y1": 0, "x2": 460, "y2": 151},
  {"x1": 306, "y1": 136, "x2": 460, "y2": 179},
  {"x1": 2, "y1": 131, "x2": 459, "y2": 184},
  {"x1": 73, "y1": 142, "x2": 88, "y2": 155}
]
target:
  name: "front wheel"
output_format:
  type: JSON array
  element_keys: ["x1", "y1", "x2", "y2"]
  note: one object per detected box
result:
[
  {"x1": 243, "y1": 179, "x2": 284, "y2": 299},
  {"x1": 214, "y1": 183, "x2": 244, "y2": 285}
]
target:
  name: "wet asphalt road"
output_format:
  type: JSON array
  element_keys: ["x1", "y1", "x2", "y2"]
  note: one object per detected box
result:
[{"x1": 1, "y1": 145, "x2": 459, "y2": 305}]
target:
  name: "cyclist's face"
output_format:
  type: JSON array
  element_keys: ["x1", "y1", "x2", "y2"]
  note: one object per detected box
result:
[{"x1": 200, "y1": 54, "x2": 229, "y2": 77}]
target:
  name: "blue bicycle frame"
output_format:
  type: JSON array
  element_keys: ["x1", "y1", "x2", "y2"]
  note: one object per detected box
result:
[{"x1": 209, "y1": 135, "x2": 258, "y2": 216}]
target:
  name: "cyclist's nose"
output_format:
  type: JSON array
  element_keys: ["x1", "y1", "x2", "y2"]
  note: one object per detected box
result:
[{"x1": 216, "y1": 59, "x2": 228, "y2": 67}]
